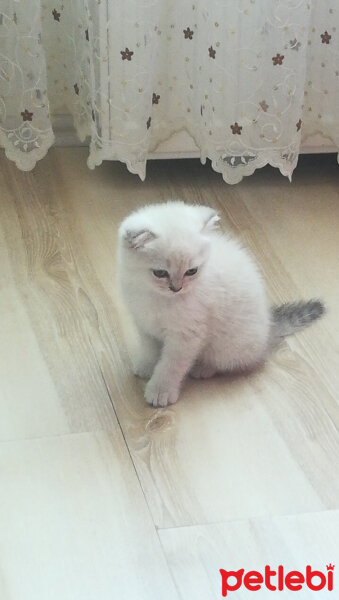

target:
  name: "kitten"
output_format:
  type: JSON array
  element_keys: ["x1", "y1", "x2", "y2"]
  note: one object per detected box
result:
[{"x1": 117, "y1": 201, "x2": 324, "y2": 407}]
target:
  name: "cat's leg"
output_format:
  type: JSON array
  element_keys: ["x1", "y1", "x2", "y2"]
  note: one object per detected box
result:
[
  {"x1": 145, "y1": 336, "x2": 202, "y2": 407},
  {"x1": 132, "y1": 331, "x2": 160, "y2": 380},
  {"x1": 189, "y1": 346, "x2": 217, "y2": 379},
  {"x1": 189, "y1": 362, "x2": 217, "y2": 379}
]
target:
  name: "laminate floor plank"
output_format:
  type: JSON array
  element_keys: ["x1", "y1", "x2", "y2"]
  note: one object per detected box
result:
[
  {"x1": 159, "y1": 509, "x2": 339, "y2": 599},
  {"x1": 0, "y1": 431, "x2": 179, "y2": 600}
]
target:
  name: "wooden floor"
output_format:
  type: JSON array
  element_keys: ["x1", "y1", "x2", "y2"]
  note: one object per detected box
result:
[{"x1": 0, "y1": 148, "x2": 338, "y2": 598}]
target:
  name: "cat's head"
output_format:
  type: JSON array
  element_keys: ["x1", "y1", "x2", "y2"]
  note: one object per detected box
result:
[{"x1": 118, "y1": 201, "x2": 220, "y2": 296}]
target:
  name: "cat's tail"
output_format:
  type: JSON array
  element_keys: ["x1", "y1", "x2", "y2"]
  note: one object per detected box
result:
[{"x1": 269, "y1": 299, "x2": 325, "y2": 348}]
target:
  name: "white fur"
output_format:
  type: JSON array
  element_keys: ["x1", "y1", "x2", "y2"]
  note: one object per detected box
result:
[{"x1": 117, "y1": 201, "x2": 270, "y2": 407}]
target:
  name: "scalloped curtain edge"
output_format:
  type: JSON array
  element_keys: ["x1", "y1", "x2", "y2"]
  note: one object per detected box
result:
[{"x1": 1, "y1": 120, "x2": 338, "y2": 184}]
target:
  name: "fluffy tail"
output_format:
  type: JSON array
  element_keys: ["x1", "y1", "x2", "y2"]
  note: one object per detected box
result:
[{"x1": 270, "y1": 299, "x2": 324, "y2": 347}]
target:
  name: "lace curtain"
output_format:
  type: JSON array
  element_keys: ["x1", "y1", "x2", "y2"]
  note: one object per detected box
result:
[{"x1": 0, "y1": 0, "x2": 338, "y2": 183}]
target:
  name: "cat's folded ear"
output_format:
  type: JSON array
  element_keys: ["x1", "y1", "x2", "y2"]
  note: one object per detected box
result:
[
  {"x1": 199, "y1": 206, "x2": 220, "y2": 232},
  {"x1": 123, "y1": 228, "x2": 156, "y2": 250}
]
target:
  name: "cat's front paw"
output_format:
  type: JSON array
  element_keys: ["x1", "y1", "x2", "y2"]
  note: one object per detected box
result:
[{"x1": 144, "y1": 379, "x2": 179, "y2": 408}]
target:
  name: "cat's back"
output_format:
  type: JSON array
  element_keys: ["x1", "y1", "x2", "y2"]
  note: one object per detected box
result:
[
  {"x1": 203, "y1": 231, "x2": 267, "y2": 318},
  {"x1": 208, "y1": 232, "x2": 260, "y2": 276}
]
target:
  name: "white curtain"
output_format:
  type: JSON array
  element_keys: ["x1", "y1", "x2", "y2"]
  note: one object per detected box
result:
[{"x1": 0, "y1": 0, "x2": 338, "y2": 183}]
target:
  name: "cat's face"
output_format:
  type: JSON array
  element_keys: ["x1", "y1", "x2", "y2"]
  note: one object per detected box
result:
[
  {"x1": 140, "y1": 233, "x2": 209, "y2": 296},
  {"x1": 119, "y1": 202, "x2": 220, "y2": 296}
]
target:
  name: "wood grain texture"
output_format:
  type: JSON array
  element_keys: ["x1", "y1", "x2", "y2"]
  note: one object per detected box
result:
[
  {"x1": 0, "y1": 149, "x2": 338, "y2": 541},
  {"x1": 0, "y1": 155, "x2": 120, "y2": 439},
  {"x1": 0, "y1": 432, "x2": 179, "y2": 600},
  {"x1": 159, "y1": 510, "x2": 339, "y2": 599}
]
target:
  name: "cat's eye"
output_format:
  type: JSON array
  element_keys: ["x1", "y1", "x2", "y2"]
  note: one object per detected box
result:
[
  {"x1": 152, "y1": 269, "x2": 169, "y2": 278},
  {"x1": 185, "y1": 267, "x2": 198, "y2": 276}
]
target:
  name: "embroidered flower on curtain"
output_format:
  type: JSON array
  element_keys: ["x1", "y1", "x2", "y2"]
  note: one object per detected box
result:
[
  {"x1": 21, "y1": 110, "x2": 34, "y2": 122},
  {"x1": 183, "y1": 27, "x2": 194, "y2": 40}
]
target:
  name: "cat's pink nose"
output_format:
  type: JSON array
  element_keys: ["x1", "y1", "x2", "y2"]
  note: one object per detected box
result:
[{"x1": 169, "y1": 284, "x2": 182, "y2": 293}]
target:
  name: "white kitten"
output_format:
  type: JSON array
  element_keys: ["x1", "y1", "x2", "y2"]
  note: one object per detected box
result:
[{"x1": 117, "y1": 201, "x2": 323, "y2": 407}]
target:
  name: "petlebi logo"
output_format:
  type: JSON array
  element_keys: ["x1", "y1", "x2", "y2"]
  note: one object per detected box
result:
[{"x1": 219, "y1": 564, "x2": 335, "y2": 596}]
